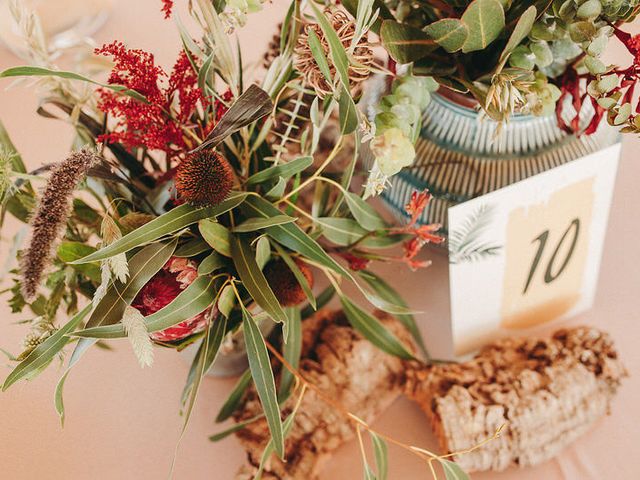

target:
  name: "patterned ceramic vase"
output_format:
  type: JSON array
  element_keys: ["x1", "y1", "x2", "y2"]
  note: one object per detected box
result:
[{"x1": 376, "y1": 90, "x2": 620, "y2": 237}]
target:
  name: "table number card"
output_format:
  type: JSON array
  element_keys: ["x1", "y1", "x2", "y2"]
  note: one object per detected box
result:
[{"x1": 447, "y1": 144, "x2": 621, "y2": 356}]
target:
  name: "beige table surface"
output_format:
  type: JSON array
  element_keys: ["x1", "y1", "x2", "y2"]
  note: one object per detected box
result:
[{"x1": 1, "y1": 2, "x2": 638, "y2": 479}]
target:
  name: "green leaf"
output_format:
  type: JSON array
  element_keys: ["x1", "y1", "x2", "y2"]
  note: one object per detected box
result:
[
  {"x1": 242, "y1": 306, "x2": 285, "y2": 458},
  {"x1": 174, "y1": 238, "x2": 211, "y2": 257},
  {"x1": 72, "y1": 193, "x2": 246, "y2": 263},
  {"x1": 54, "y1": 370, "x2": 70, "y2": 426},
  {"x1": 371, "y1": 432, "x2": 388, "y2": 480},
  {"x1": 441, "y1": 459, "x2": 471, "y2": 480},
  {"x1": 0, "y1": 66, "x2": 147, "y2": 102},
  {"x1": 199, "y1": 219, "x2": 232, "y2": 256},
  {"x1": 215, "y1": 369, "x2": 253, "y2": 422},
  {"x1": 359, "y1": 271, "x2": 428, "y2": 359},
  {"x1": 344, "y1": 192, "x2": 386, "y2": 230},
  {"x1": 254, "y1": 400, "x2": 301, "y2": 480},
  {"x1": 232, "y1": 215, "x2": 297, "y2": 233},
  {"x1": 242, "y1": 196, "x2": 351, "y2": 279},
  {"x1": 340, "y1": 296, "x2": 414, "y2": 360},
  {"x1": 301, "y1": 285, "x2": 334, "y2": 319},
  {"x1": 181, "y1": 314, "x2": 227, "y2": 407},
  {"x1": 231, "y1": 236, "x2": 288, "y2": 325},
  {"x1": 209, "y1": 414, "x2": 264, "y2": 442},
  {"x1": 72, "y1": 276, "x2": 217, "y2": 338},
  {"x1": 380, "y1": 20, "x2": 437, "y2": 63},
  {"x1": 272, "y1": 243, "x2": 315, "y2": 310},
  {"x1": 2, "y1": 304, "x2": 91, "y2": 391},
  {"x1": 461, "y1": 0, "x2": 505, "y2": 53},
  {"x1": 198, "y1": 251, "x2": 225, "y2": 275},
  {"x1": 278, "y1": 307, "x2": 302, "y2": 402},
  {"x1": 307, "y1": 27, "x2": 333, "y2": 86},
  {"x1": 0, "y1": 118, "x2": 26, "y2": 173},
  {"x1": 424, "y1": 19, "x2": 469, "y2": 53},
  {"x1": 318, "y1": 217, "x2": 369, "y2": 246},
  {"x1": 246, "y1": 156, "x2": 313, "y2": 185},
  {"x1": 84, "y1": 240, "x2": 177, "y2": 330},
  {"x1": 57, "y1": 242, "x2": 101, "y2": 282},
  {"x1": 217, "y1": 284, "x2": 236, "y2": 318},
  {"x1": 309, "y1": 1, "x2": 351, "y2": 89},
  {"x1": 499, "y1": 6, "x2": 537, "y2": 62},
  {"x1": 338, "y1": 87, "x2": 359, "y2": 135}
]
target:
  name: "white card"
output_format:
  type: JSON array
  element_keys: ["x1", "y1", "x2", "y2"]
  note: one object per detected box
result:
[{"x1": 447, "y1": 143, "x2": 621, "y2": 356}]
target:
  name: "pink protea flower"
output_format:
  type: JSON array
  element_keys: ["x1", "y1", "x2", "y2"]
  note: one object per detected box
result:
[{"x1": 132, "y1": 256, "x2": 209, "y2": 342}]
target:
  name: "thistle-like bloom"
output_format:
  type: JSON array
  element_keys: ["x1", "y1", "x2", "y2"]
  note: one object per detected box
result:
[
  {"x1": 264, "y1": 258, "x2": 314, "y2": 307},
  {"x1": 20, "y1": 149, "x2": 100, "y2": 300},
  {"x1": 175, "y1": 149, "x2": 234, "y2": 207}
]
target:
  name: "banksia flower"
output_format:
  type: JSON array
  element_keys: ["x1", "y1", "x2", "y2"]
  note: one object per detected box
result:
[
  {"x1": 264, "y1": 258, "x2": 314, "y2": 307},
  {"x1": 20, "y1": 149, "x2": 99, "y2": 301},
  {"x1": 174, "y1": 149, "x2": 234, "y2": 207},
  {"x1": 295, "y1": 10, "x2": 374, "y2": 98}
]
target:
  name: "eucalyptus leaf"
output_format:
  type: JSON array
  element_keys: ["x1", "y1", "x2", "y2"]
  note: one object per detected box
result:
[
  {"x1": 441, "y1": 459, "x2": 471, "y2": 480},
  {"x1": 2, "y1": 304, "x2": 92, "y2": 391},
  {"x1": 500, "y1": 6, "x2": 537, "y2": 61},
  {"x1": 424, "y1": 19, "x2": 469, "y2": 53},
  {"x1": 340, "y1": 296, "x2": 415, "y2": 360},
  {"x1": 338, "y1": 87, "x2": 359, "y2": 135},
  {"x1": 231, "y1": 235, "x2": 288, "y2": 325},
  {"x1": 174, "y1": 238, "x2": 211, "y2": 257},
  {"x1": 0, "y1": 66, "x2": 147, "y2": 102},
  {"x1": 371, "y1": 432, "x2": 388, "y2": 480},
  {"x1": 72, "y1": 193, "x2": 247, "y2": 264},
  {"x1": 242, "y1": 306, "x2": 285, "y2": 458},
  {"x1": 232, "y1": 215, "x2": 297, "y2": 233},
  {"x1": 307, "y1": 28, "x2": 333, "y2": 86},
  {"x1": 72, "y1": 276, "x2": 217, "y2": 338},
  {"x1": 461, "y1": 0, "x2": 505, "y2": 53},
  {"x1": 209, "y1": 414, "x2": 264, "y2": 442},
  {"x1": 199, "y1": 219, "x2": 232, "y2": 256},
  {"x1": 309, "y1": 2, "x2": 350, "y2": 88},
  {"x1": 246, "y1": 156, "x2": 313, "y2": 185},
  {"x1": 278, "y1": 307, "x2": 302, "y2": 402},
  {"x1": 344, "y1": 192, "x2": 386, "y2": 230},
  {"x1": 380, "y1": 20, "x2": 437, "y2": 63}
]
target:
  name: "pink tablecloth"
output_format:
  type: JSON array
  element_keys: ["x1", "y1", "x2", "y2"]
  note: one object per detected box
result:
[{"x1": 0, "y1": 2, "x2": 638, "y2": 479}]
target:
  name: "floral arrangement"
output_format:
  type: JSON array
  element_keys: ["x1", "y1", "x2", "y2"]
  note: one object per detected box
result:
[
  {"x1": 0, "y1": 0, "x2": 446, "y2": 477},
  {"x1": 0, "y1": 0, "x2": 636, "y2": 478}
]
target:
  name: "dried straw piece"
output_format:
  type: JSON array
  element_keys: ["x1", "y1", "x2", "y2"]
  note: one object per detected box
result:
[
  {"x1": 406, "y1": 327, "x2": 627, "y2": 472},
  {"x1": 295, "y1": 10, "x2": 373, "y2": 98},
  {"x1": 234, "y1": 310, "x2": 411, "y2": 480},
  {"x1": 20, "y1": 149, "x2": 100, "y2": 300}
]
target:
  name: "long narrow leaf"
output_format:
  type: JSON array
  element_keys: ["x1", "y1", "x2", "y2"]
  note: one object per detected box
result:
[
  {"x1": 242, "y1": 306, "x2": 285, "y2": 458},
  {"x1": 278, "y1": 308, "x2": 302, "y2": 402},
  {"x1": 2, "y1": 304, "x2": 91, "y2": 390},
  {"x1": 340, "y1": 296, "x2": 414, "y2": 360},
  {"x1": 72, "y1": 193, "x2": 246, "y2": 263},
  {"x1": 231, "y1": 236, "x2": 288, "y2": 325},
  {"x1": 72, "y1": 276, "x2": 217, "y2": 338},
  {"x1": 246, "y1": 156, "x2": 313, "y2": 185}
]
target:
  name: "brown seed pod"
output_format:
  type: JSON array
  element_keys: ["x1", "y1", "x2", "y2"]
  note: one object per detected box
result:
[
  {"x1": 264, "y1": 258, "x2": 314, "y2": 307},
  {"x1": 175, "y1": 149, "x2": 234, "y2": 207},
  {"x1": 294, "y1": 9, "x2": 374, "y2": 98}
]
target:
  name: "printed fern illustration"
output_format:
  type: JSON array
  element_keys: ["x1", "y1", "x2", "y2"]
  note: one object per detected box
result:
[{"x1": 449, "y1": 204, "x2": 502, "y2": 264}]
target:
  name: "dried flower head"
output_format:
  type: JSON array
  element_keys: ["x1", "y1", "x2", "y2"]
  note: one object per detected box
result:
[
  {"x1": 20, "y1": 149, "x2": 100, "y2": 301},
  {"x1": 175, "y1": 149, "x2": 234, "y2": 207},
  {"x1": 264, "y1": 258, "x2": 314, "y2": 307},
  {"x1": 295, "y1": 10, "x2": 374, "y2": 98}
]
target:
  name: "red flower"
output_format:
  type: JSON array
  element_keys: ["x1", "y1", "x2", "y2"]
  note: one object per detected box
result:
[
  {"x1": 161, "y1": 0, "x2": 173, "y2": 19},
  {"x1": 338, "y1": 252, "x2": 371, "y2": 271},
  {"x1": 132, "y1": 257, "x2": 208, "y2": 342},
  {"x1": 96, "y1": 42, "x2": 208, "y2": 156},
  {"x1": 405, "y1": 189, "x2": 431, "y2": 227}
]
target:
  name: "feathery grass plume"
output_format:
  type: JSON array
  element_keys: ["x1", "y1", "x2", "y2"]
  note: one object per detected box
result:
[
  {"x1": 122, "y1": 306, "x2": 154, "y2": 368},
  {"x1": 101, "y1": 214, "x2": 129, "y2": 283},
  {"x1": 0, "y1": 145, "x2": 16, "y2": 202},
  {"x1": 174, "y1": 149, "x2": 234, "y2": 207},
  {"x1": 20, "y1": 149, "x2": 99, "y2": 301}
]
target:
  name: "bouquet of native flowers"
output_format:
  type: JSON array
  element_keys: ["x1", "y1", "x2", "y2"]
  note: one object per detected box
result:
[{"x1": 0, "y1": 0, "x2": 454, "y2": 477}]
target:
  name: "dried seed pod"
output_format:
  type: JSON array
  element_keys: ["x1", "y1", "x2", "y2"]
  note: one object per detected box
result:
[
  {"x1": 175, "y1": 149, "x2": 234, "y2": 207},
  {"x1": 263, "y1": 258, "x2": 314, "y2": 307},
  {"x1": 295, "y1": 10, "x2": 374, "y2": 98}
]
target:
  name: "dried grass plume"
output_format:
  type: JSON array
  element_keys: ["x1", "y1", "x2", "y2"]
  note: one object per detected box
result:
[{"x1": 20, "y1": 149, "x2": 100, "y2": 300}]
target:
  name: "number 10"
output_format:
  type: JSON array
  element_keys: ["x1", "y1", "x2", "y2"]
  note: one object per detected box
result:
[{"x1": 522, "y1": 218, "x2": 581, "y2": 295}]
